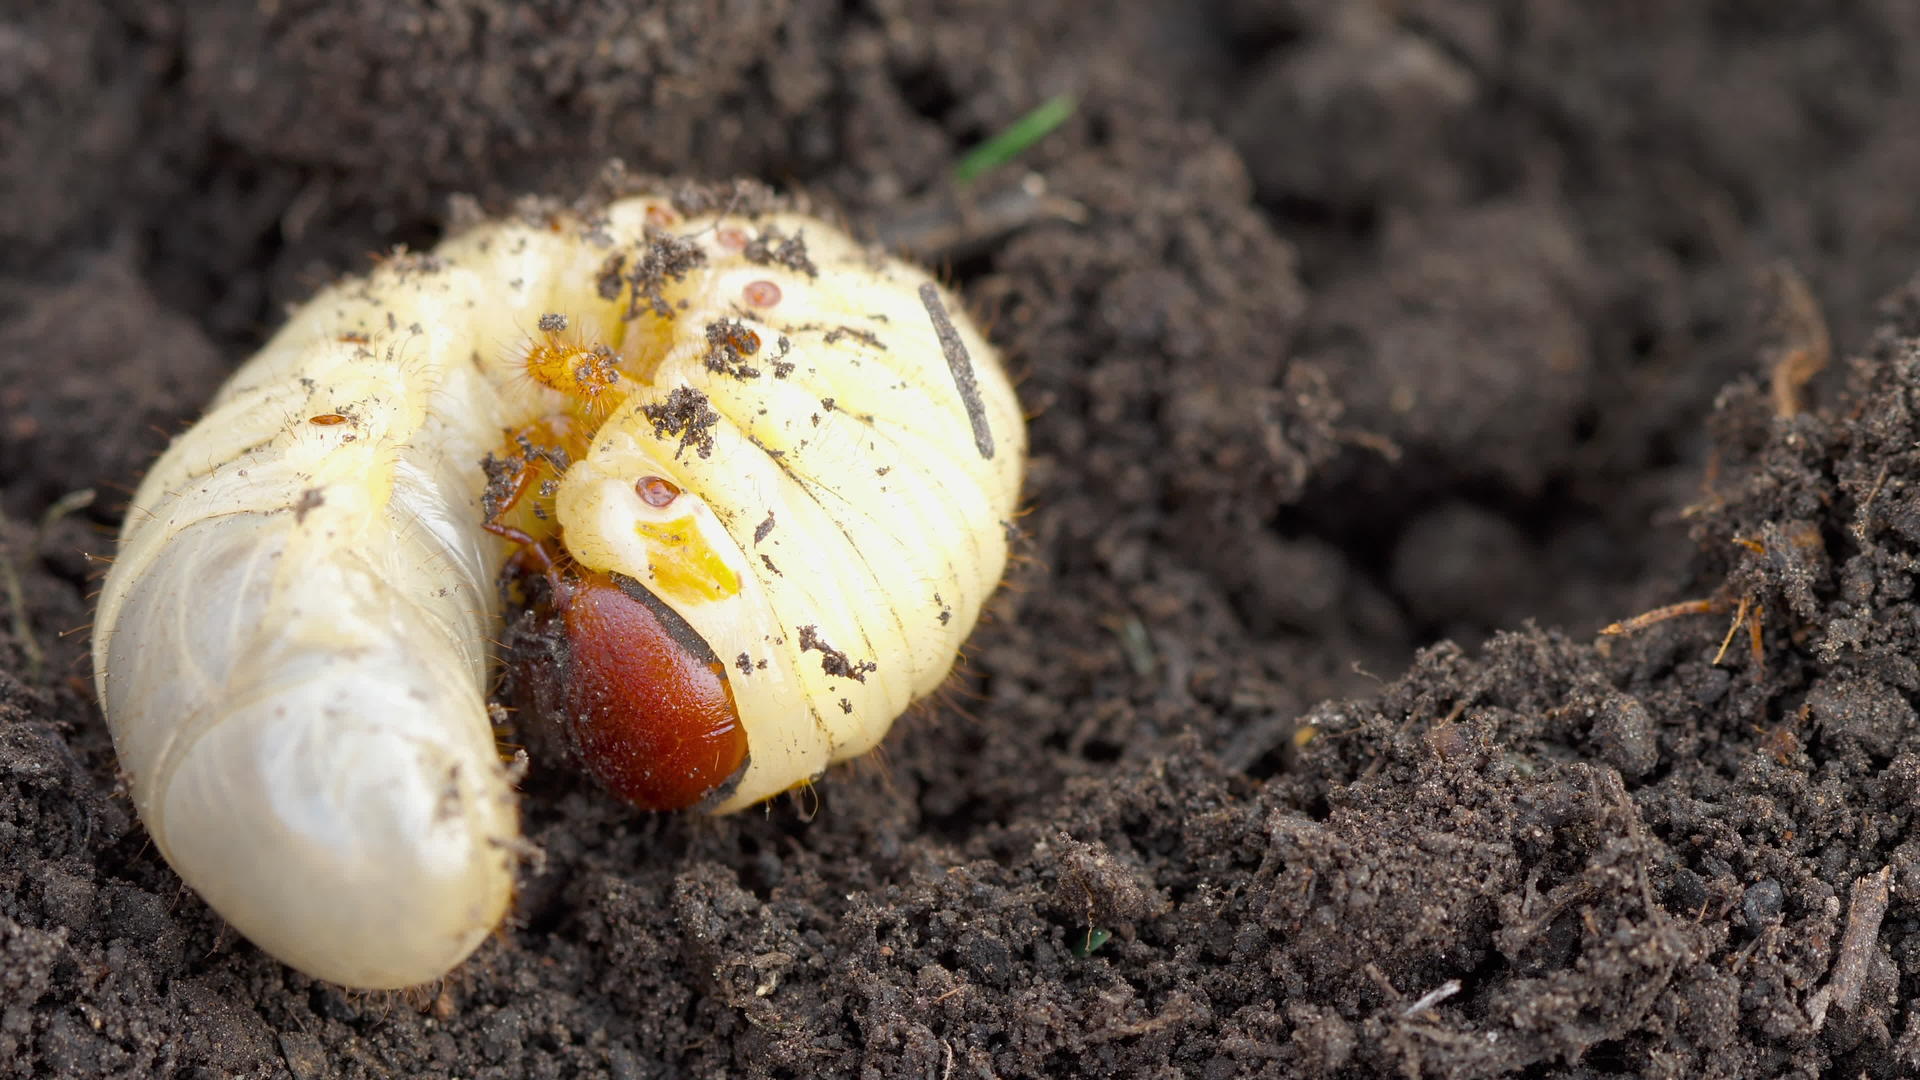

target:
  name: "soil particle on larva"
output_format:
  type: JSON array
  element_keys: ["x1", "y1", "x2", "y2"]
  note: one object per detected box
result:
[
  {"x1": 742, "y1": 226, "x2": 818, "y2": 280},
  {"x1": 618, "y1": 232, "x2": 709, "y2": 321},
  {"x1": 797, "y1": 625, "x2": 876, "y2": 684},
  {"x1": 702, "y1": 320, "x2": 765, "y2": 380},
  {"x1": 640, "y1": 386, "x2": 721, "y2": 460}
]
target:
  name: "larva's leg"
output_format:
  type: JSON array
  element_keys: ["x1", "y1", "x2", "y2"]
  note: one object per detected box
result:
[
  {"x1": 479, "y1": 415, "x2": 586, "y2": 556},
  {"x1": 479, "y1": 452, "x2": 542, "y2": 550}
]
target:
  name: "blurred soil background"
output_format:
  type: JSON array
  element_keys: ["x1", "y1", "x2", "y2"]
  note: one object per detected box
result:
[{"x1": 7, "y1": 1, "x2": 1920, "y2": 1076}]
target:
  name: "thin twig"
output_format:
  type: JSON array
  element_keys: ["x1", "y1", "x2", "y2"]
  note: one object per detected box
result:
[
  {"x1": 876, "y1": 172, "x2": 1087, "y2": 264},
  {"x1": 1402, "y1": 979, "x2": 1461, "y2": 1018},
  {"x1": 1805, "y1": 865, "x2": 1892, "y2": 1031},
  {"x1": 1601, "y1": 598, "x2": 1718, "y2": 636},
  {"x1": 1760, "y1": 261, "x2": 1830, "y2": 418}
]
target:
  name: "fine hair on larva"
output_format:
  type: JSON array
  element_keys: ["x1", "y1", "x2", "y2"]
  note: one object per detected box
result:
[{"x1": 91, "y1": 183, "x2": 1025, "y2": 989}]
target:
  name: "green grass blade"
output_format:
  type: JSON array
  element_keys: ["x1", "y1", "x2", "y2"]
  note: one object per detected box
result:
[{"x1": 953, "y1": 93, "x2": 1078, "y2": 185}]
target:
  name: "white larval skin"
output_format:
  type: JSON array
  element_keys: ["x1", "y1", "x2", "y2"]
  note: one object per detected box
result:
[{"x1": 92, "y1": 193, "x2": 1024, "y2": 989}]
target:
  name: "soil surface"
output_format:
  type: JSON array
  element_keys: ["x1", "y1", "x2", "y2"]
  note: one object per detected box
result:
[{"x1": 7, "y1": 2, "x2": 1920, "y2": 1077}]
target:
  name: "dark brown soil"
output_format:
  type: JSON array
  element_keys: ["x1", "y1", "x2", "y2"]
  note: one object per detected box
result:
[{"x1": 7, "y1": 2, "x2": 1920, "y2": 1076}]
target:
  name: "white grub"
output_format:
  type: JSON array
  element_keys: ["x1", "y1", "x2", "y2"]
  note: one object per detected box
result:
[{"x1": 92, "y1": 192, "x2": 1024, "y2": 988}]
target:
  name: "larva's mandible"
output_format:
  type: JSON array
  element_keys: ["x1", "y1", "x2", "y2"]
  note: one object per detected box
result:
[{"x1": 92, "y1": 192, "x2": 1025, "y2": 989}]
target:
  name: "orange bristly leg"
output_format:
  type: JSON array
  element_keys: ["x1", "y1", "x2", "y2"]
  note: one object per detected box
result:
[{"x1": 480, "y1": 413, "x2": 591, "y2": 553}]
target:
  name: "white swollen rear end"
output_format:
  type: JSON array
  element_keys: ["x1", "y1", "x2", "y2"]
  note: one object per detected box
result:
[{"x1": 93, "y1": 281, "x2": 523, "y2": 989}]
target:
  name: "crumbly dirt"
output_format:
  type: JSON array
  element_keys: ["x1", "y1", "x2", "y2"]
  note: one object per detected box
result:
[{"x1": 8, "y1": 2, "x2": 1920, "y2": 1077}]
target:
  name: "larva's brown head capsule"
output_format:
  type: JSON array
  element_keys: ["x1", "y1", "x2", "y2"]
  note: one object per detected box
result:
[{"x1": 507, "y1": 559, "x2": 748, "y2": 811}]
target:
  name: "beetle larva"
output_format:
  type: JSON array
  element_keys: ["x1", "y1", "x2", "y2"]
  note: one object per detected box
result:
[{"x1": 91, "y1": 189, "x2": 1025, "y2": 988}]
